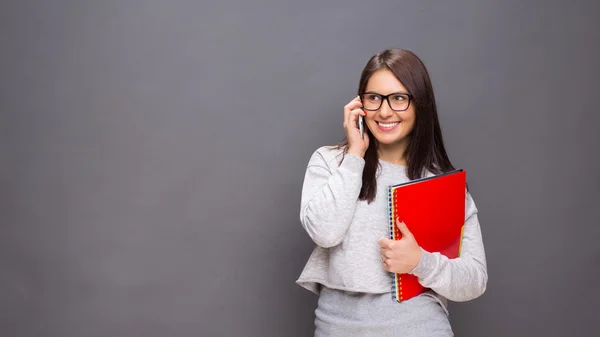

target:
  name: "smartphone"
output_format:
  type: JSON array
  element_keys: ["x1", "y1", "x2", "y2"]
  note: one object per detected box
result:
[{"x1": 358, "y1": 116, "x2": 364, "y2": 139}]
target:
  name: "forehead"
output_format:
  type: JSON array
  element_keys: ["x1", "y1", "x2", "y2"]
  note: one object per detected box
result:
[{"x1": 365, "y1": 69, "x2": 407, "y2": 93}]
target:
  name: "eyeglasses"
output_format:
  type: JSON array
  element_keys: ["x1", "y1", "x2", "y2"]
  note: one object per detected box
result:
[{"x1": 359, "y1": 92, "x2": 413, "y2": 111}]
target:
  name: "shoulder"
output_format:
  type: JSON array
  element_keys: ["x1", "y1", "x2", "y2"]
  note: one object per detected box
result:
[{"x1": 306, "y1": 145, "x2": 346, "y2": 171}]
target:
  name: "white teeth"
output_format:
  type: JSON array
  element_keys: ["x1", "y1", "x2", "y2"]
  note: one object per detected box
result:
[{"x1": 378, "y1": 122, "x2": 400, "y2": 128}]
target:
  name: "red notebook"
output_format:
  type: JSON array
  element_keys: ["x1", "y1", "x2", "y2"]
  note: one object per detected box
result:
[{"x1": 387, "y1": 169, "x2": 466, "y2": 302}]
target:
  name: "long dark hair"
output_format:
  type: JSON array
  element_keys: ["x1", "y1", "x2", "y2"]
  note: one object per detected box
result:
[{"x1": 336, "y1": 48, "x2": 457, "y2": 203}]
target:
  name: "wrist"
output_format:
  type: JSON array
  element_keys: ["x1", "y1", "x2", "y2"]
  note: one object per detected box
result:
[
  {"x1": 409, "y1": 247, "x2": 424, "y2": 274},
  {"x1": 414, "y1": 247, "x2": 423, "y2": 269}
]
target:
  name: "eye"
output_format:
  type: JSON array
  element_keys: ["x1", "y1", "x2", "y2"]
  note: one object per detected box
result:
[
  {"x1": 366, "y1": 94, "x2": 381, "y2": 101},
  {"x1": 392, "y1": 94, "x2": 407, "y2": 101}
]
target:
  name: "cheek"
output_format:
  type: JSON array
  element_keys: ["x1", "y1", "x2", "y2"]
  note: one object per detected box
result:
[
  {"x1": 402, "y1": 110, "x2": 416, "y2": 132},
  {"x1": 403, "y1": 118, "x2": 415, "y2": 132},
  {"x1": 365, "y1": 115, "x2": 377, "y2": 126}
]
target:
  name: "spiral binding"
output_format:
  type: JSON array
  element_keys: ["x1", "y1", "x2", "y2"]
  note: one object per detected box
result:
[{"x1": 387, "y1": 186, "x2": 402, "y2": 302}]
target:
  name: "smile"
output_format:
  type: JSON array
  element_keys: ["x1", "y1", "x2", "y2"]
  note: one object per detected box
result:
[{"x1": 376, "y1": 121, "x2": 401, "y2": 131}]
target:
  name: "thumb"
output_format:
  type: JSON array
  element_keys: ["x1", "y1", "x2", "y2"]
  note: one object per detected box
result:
[{"x1": 396, "y1": 217, "x2": 413, "y2": 239}]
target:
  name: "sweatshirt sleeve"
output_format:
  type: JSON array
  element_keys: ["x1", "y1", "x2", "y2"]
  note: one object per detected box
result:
[
  {"x1": 299, "y1": 148, "x2": 365, "y2": 248},
  {"x1": 409, "y1": 192, "x2": 488, "y2": 302}
]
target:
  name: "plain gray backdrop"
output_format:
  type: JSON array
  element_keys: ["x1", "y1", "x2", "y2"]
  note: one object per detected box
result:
[{"x1": 1, "y1": 0, "x2": 599, "y2": 336}]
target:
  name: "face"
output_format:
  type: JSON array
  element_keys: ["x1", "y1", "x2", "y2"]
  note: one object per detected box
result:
[{"x1": 362, "y1": 69, "x2": 416, "y2": 147}]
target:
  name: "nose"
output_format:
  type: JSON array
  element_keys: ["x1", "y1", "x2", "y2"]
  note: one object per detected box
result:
[{"x1": 378, "y1": 98, "x2": 394, "y2": 118}]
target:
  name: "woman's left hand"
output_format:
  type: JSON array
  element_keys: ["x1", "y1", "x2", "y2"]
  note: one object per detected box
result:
[{"x1": 378, "y1": 218, "x2": 423, "y2": 274}]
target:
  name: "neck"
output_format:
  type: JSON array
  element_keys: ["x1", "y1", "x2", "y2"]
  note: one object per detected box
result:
[{"x1": 378, "y1": 140, "x2": 409, "y2": 166}]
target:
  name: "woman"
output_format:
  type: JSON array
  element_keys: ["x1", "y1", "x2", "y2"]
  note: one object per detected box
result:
[{"x1": 296, "y1": 49, "x2": 488, "y2": 336}]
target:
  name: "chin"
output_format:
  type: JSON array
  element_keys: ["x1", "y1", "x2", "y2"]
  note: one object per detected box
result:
[{"x1": 373, "y1": 133, "x2": 406, "y2": 145}]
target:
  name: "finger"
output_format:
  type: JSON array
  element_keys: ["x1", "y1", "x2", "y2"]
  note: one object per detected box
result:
[
  {"x1": 381, "y1": 257, "x2": 391, "y2": 271},
  {"x1": 380, "y1": 248, "x2": 391, "y2": 259},
  {"x1": 349, "y1": 107, "x2": 366, "y2": 126},
  {"x1": 344, "y1": 103, "x2": 363, "y2": 121},
  {"x1": 396, "y1": 218, "x2": 413, "y2": 239},
  {"x1": 378, "y1": 237, "x2": 394, "y2": 249},
  {"x1": 378, "y1": 237, "x2": 390, "y2": 247},
  {"x1": 344, "y1": 97, "x2": 364, "y2": 127},
  {"x1": 351, "y1": 108, "x2": 366, "y2": 116},
  {"x1": 345, "y1": 99, "x2": 363, "y2": 112},
  {"x1": 343, "y1": 102, "x2": 356, "y2": 123},
  {"x1": 379, "y1": 251, "x2": 388, "y2": 262},
  {"x1": 345, "y1": 108, "x2": 364, "y2": 132},
  {"x1": 350, "y1": 109, "x2": 362, "y2": 129}
]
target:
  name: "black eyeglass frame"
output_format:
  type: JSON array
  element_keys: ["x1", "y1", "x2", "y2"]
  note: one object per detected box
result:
[{"x1": 359, "y1": 91, "x2": 413, "y2": 111}]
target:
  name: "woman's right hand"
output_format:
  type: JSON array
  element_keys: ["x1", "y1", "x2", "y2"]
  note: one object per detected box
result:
[{"x1": 343, "y1": 96, "x2": 369, "y2": 158}]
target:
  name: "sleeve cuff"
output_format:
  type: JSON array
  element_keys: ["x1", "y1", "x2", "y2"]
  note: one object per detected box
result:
[
  {"x1": 409, "y1": 247, "x2": 436, "y2": 279},
  {"x1": 339, "y1": 153, "x2": 365, "y2": 173}
]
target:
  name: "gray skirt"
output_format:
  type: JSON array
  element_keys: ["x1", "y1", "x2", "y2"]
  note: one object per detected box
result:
[{"x1": 314, "y1": 286, "x2": 453, "y2": 337}]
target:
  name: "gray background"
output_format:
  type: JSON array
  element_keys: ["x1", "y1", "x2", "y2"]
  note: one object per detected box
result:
[{"x1": 1, "y1": 0, "x2": 599, "y2": 336}]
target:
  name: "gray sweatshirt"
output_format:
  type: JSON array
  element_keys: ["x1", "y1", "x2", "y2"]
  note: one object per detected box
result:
[{"x1": 296, "y1": 146, "x2": 488, "y2": 304}]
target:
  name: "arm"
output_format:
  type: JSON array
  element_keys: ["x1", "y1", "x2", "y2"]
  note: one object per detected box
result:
[
  {"x1": 299, "y1": 149, "x2": 365, "y2": 248},
  {"x1": 409, "y1": 192, "x2": 488, "y2": 302}
]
